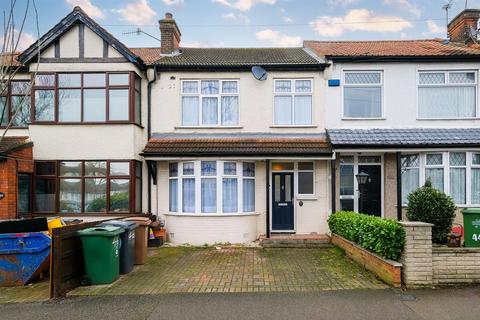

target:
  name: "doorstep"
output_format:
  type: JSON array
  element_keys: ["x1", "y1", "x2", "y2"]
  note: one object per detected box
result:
[{"x1": 259, "y1": 233, "x2": 332, "y2": 248}]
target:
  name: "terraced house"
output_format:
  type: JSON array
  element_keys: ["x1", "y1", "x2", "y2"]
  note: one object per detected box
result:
[{"x1": 1, "y1": 6, "x2": 480, "y2": 245}]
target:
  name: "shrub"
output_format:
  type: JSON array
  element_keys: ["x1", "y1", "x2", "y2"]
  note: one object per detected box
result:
[
  {"x1": 328, "y1": 211, "x2": 405, "y2": 260},
  {"x1": 406, "y1": 180, "x2": 456, "y2": 244}
]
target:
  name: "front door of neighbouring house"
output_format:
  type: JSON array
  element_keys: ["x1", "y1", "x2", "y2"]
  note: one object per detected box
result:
[
  {"x1": 272, "y1": 172, "x2": 294, "y2": 231},
  {"x1": 358, "y1": 165, "x2": 382, "y2": 217}
]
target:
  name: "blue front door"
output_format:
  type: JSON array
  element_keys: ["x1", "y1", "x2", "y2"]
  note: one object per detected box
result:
[{"x1": 272, "y1": 172, "x2": 294, "y2": 231}]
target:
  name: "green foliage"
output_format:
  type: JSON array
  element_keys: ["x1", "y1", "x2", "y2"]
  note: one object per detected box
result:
[
  {"x1": 406, "y1": 180, "x2": 456, "y2": 244},
  {"x1": 328, "y1": 211, "x2": 405, "y2": 261}
]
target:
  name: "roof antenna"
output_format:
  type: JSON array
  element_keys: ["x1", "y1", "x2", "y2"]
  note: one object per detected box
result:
[
  {"x1": 123, "y1": 28, "x2": 161, "y2": 42},
  {"x1": 442, "y1": 0, "x2": 453, "y2": 41}
]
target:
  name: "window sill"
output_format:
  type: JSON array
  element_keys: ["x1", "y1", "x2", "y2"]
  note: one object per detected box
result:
[
  {"x1": 165, "y1": 212, "x2": 260, "y2": 217},
  {"x1": 29, "y1": 122, "x2": 144, "y2": 128},
  {"x1": 174, "y1": 126, "x2": 243, "y2": 129},
  {"x1": 296, "y1": 196, "x2": 317, "y2": 201},
  {"x1": 416, "y1": 117, "x2": 479, "y2": 121},
  {"x1": 341, "y1": 117, "x2": 386, "y2": 121},
  {"x1": 270, "y1": 125, "x2": 317, "y2": 128}
]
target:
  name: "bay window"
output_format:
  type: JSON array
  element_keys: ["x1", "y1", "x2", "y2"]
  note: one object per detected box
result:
[
  {"x1": 343, "y1": 71, "x2": 383, "y2": 118},
  {"x1": 401, "y1": 152, "x2": 479, "y2": 206},
  {"x1": 181, "y1": 80, "x2": 239, "y2": 126},
  {"x1": 33, "y1": 72, "x2": 141, "y2": 124},
  {"x1": 274, "y1": 79, "x2": 312, "y2": 125},
  {"x1": 418, "y1": 70, "x2": 477, "y2": 118},
  {"x1": 169, "y1": 161, "x2": 255, "y2": 214},
  {"x1": 33, "y1": 160, "x2": 141, "y2": 214}
]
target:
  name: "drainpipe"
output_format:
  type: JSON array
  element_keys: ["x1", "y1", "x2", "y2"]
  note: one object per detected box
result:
[
  {"x1": 331, "y1": 159, "x2": 336, "y2": 213},
  {"x1": 396, "y1": 152, "x2": 402, "y2": 221},
  {"x1": 146, "y1": 65, "x2": 158, "y2": 214},
  {"x1": 265, "y1": 159, "x2": 270, "y2": 238}
]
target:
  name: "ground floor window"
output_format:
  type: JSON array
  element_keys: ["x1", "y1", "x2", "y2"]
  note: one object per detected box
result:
[
  {"x1": 17, "y1": 173, "x2": 32, "y2": 215},
  {"x1": 33, "y1": 160, "x2": 142, "y2": 214},
  {"x1": 401, "y1": 151, "x2": 479, "y2": 206},
  {"x1": 168, "y1": 160, "x2": 255, "y2": 214}
]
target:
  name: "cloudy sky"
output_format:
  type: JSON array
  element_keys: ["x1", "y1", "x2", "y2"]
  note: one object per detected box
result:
[{"x1": 5, "y1": 0, "x2": 480, "y2": 50}]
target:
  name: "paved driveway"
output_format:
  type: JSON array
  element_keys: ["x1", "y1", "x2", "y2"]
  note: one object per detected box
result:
[{"x1": 70, "y1": 246, "x2": 387, "y2": 296}]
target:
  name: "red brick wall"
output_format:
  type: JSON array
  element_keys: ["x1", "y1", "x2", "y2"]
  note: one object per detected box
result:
[{"x1": 0, "y1": 147, "x2": 33, "y2": 220}]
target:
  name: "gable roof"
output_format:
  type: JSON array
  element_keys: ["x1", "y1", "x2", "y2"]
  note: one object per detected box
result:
[
  {"x1": 304, "y1": 39, "x2": 480, "y2": 62},
  {"x1": 327, "y1": 128, "x2": 480, "y2": 148},
  {"x1": 142, "y1": 47, "x2": 326, "y2": 70},
  {"x1": 18, "y1": 6, "x2": 145, "y2": 68}
]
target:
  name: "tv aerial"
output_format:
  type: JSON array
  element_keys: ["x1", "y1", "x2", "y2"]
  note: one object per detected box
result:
[{"x1": 251, "y1": 66, "x2": 267, "y2": 81}]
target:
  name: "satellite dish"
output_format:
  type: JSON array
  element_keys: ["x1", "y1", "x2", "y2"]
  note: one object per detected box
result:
[{"x1": 252, "y1": 66, "x2": 267, "y2": 81}]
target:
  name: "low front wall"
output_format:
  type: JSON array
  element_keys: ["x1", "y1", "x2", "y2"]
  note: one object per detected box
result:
[
  {"x1": 165, "y1": 214, "x2": 260, "y2": 245},
  {"x1": 331, "y1": 234, "x2": 402, "y2": 287},
  {"x1": 433, "y1": 246, "x2": 480, "y2": 285}
]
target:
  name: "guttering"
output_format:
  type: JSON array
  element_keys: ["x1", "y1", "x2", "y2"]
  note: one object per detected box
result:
[
  {"x1": 327, "y1": 55, "x2": 480, "y2": 63},
  {"x1": 139, "y1": 154, "x2": 335, "y2": 160},
  {"x1": 153, "y1": 63, "x2": 329, "y2": 72}
]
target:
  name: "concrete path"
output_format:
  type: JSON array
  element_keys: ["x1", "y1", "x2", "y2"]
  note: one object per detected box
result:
[{"x1": 1, "y1": 287, "x2": 480, "y2": 320}]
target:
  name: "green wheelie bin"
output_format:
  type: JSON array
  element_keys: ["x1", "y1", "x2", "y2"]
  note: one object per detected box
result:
[
  {"x1": 78, "y1": 226, "x2": 123, "y2": 285},
  {"x1": 463, "y1": 208, "x2": 480, "y2": 248}
]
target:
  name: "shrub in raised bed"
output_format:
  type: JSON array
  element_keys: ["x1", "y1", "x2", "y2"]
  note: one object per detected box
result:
[
  {"x1": 406, "y1": 179, "x2": 456, "y2": 244},
  {"x1": 328, "y1": 211, "x2": 405, "y2": 260}
]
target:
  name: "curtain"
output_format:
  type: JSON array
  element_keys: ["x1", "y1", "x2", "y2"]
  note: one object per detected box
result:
[
  {"x1": 450, "y1": 168, "x2": 466, "y2": 204},
  {"x1": 275, "y1": 80, "x2": 291, "y2": 92},
  {"x1": 295, "y1": 80, "x2": 311, "y2": 92},
  {"x1": 182, "y1": 96, "x2": 199, "y2": 126},
  {"x1": 59, "y1": 89, "x2": 81, "y2": 122},
  {"x1": 201, "y1": 178, "x2": 217, "y2": 213},
  {"x1": 340, "y1": 165, "x2": 354, "y2": 196},
  {"x1": 418, "y1": 86, "x2": 475, "y2": 118},
  {"x1": 425, "y1": 168, "x2": 444, "y2": 192},
  {"x1": 274, "y1": 96, "x2": 292, "y2": 125},
  {"x1": 243, "y1": 179, "x2": 255, "y2": 212},
  {"x1": 182, "y1": 178, "x2": 195, "y2": 212},
  {"x1": 222, "y1": 81, "x2": 237, "y2": 94},
  {"x1": 402, "y1": 168, "x2": 419, "y2": 204},
  {"x1": 169, "y1": 179, "x2": 178, "y2": 212},
  {"x1": 202, "y1": 97, "x2": 218, "y2": 125},
  {"x1": 223, "y1": 178, "x2": 238, "y2": 213},
  {"x1": 472, "y1": 168, "x2": 480, "y2": 205},
  {"x1": 201, "y1": 80, "x2": 219, "y2": 94},
  {"x1": 344, "y1": 87, "x2": 381, "y2": 118},
  {"x1": 182, "y1": 81, "x2": 198, "y2": 94},
  {"x1": 294, "y1": 96, "x2": 312, "y2": 125},
  {"x1": 221, "y1": 96, "x2": 238, "y2": 125}
]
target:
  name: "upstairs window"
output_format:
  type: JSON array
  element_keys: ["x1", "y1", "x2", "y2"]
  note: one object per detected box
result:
[
  {"x1": 418, "y1": 70, "x2": 477, "y2": 118},
  {"x1": 181, "y1": 80, "x2": 239, "y2": 127},
  {"x1": 274, "y1": 79, "x2": 312, "y2": 125},
  {"x1": 0, "y1": 80, "x2": 31, "y2": 127},
  {"x1": 33, "y1": 72, "x2": 141, "y2": 124},
  {"x1": 343, "y1": 71, "x2": 383, "y2": 118}
]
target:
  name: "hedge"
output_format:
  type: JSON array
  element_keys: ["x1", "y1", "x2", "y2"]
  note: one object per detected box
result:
[{"x1": 328, "y1": 211, "x2": 405, "y2": 261}]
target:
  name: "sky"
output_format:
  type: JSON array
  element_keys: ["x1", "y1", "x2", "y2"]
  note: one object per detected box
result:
[{"x1": 3, "y1": 0, "x2": 480, "y2": 50}]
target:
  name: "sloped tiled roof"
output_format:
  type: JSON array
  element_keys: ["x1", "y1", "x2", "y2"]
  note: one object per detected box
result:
[
  {"x1": 0, "y1": 136, "x2": 32, "y2": 155},
  {"x1": 304, "y1": 39, "x2": 480, "y2": 60},
  {"x1": 143, "y1": 133, "x2": 331, "y2": 157},
  {"x1": 0, "y1": 52, "x2": 23, "y2": 67},
  {"x1": 130, "y1": 47, "x2": 162, "y2": 65},
  {"x1": 148, "y1": 47, "x2": 324, "y2": 68},
  {"x1": 327, "y1": 128, "x2": 480, "y2": 148}
]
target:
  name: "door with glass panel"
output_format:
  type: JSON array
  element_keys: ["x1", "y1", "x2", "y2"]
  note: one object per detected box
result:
[
  {"x1": 339, "y1": 155, "x2": 383, "y2": 217},
  {"x1": 272, "y1": 172, "x2": 294, "y2": 231}
]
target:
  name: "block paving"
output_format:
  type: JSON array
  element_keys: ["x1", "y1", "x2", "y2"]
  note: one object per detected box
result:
[{"x1": 70, "y1": 246, "x2": 387, "y2": 296}]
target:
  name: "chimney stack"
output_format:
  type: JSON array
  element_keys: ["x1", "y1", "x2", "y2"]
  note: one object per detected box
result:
[
  {"x1": 447, "y1": 9, "x2": 480, "y2": 44},
  {"x1": 159, "y1": 12, "x2": 181, "y2": 55}
]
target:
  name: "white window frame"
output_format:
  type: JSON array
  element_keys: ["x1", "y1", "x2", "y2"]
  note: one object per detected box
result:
[
  {"x1": 424, "y1": 152, "x2": 446, "y2": 192},
  {"x1": 401, "y1": 151, "x2": 480, "y2": 207},
  {"x1": 273, "y1": 79, "x2": 313, "y2": 126},
  {"x1": 400, "y1": 154, "x2": 420, "y2": 205},
  {"x1": 342, "y1": 70, "x2": 384, "y2": 119},
  {"x1": 338, "y1": 154, "x2": 384, "y2": 217},
  {"x1": 168, "y1": 160, "x2": 255, "y2": 215},
  {"x1": 180, "y1": 79, "x2": 240, "y2": 127},
  {"x1": 416, "y1": 69, "x2": 478, "y2": 119}
]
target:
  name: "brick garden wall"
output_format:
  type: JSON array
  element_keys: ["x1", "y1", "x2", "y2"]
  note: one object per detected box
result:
[
  {"x1": 0, "y1": 147, "x2": 33, "y2": 220},
  {"x1": 432, "y1": 247, "x2": 480, "y2": 285}
]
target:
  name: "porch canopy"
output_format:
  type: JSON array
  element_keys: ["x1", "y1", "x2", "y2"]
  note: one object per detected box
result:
[
  {"x1": 141, "y1": 133, "x2": 332, "y2": 159},
  {"x1": 327, "y1": 128, "x2": 480, "y2": 150}
]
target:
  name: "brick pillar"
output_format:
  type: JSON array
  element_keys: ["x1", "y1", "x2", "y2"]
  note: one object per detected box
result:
[{"x1": 398, "y1": 221, "x2": 433, "y2": 287}]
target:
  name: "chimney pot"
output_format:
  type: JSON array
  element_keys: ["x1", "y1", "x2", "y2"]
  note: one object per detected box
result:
[{"x1": 165, "y1": 12, "x2": 173, "y2": 19}]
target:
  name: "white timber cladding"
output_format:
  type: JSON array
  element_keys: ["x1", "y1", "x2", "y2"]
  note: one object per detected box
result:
[
  {"x1": 151, "y1": 71, "x2": 326, "y2": 133},
  {"x1": 325, "y1": 62, "x2": 480, "y2": 128}
]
